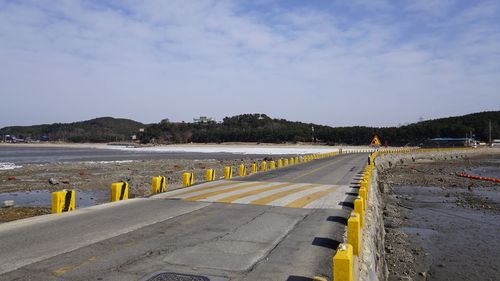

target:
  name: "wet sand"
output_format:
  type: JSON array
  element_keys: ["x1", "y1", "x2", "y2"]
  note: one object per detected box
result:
[{"x1": 379, "y1": 153, "x2": 500, "y2": 280}]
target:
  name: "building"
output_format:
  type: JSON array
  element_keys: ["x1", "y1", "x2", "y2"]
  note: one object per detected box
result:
[{"x1": 193, "y1": 116, "x2": 215, "y2": 124}]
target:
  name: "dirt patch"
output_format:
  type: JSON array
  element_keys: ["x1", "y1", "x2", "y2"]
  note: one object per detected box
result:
[
  {"x1": 0, "y1": 207, "x2": 51, "y2": 223},
  {"x1": 380, "y1": 153, "x2": 500, "y2": 281}
]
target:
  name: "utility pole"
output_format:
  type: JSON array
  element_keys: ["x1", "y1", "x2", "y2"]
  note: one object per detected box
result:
[{"x1": 489, "y1": 120, "x2": 492, "y2": 146}]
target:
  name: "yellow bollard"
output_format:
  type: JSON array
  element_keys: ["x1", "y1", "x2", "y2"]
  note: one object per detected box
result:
[
  {"x1": 51, "y1": 189, "x2": 75, "y2": 214},
  {"x1": 152, "y1": 176, "x2": 167, "y2": 194},
  {"x1": 289, "y1": 158, "x2": 295, "y2": 165},
  {"x1": 239, "y1": 164, "x2": 246, "y2": 177},
  {"x1": 261, "y1": 161, "x2": 267, "y2": 172},
  {"x1": 359, "y1": 187, "x2": 367, "y2": 209},
  {"x1": 224, "y1": 166, "x2": 233, "y2": 179},
  {"x1": 277, "y1": 159, "x2": 283, "y2": 168},
  {"x1": 354, "y1": 197, "x2": 364, "y2": 227},
  {"x1": 284, "y1": 159, "x2": 289, "y2": 166},
  {"x1": 348, "y1": 213, "x2": 362, "y2": 256},
  {"x1": 182, "y1": 172, "x2": 194, "y2": 187},
  {"x1": 251, "y1": 163, "x2": 258, "y2": 173},
  {"x1": 294, "y1": 157, "x2": 299, "y2": 164},
  {"x1": 111, "y1": 182, "x2": 129, "y2": 202},
  {"x1": 206, "y1": 169, "x2": 216, "y2": 181},
  {"x1": 333, "y1": 243, "x2": 353, "y2": 281},
  {"x1": 269, "y1": 161, "x2": 276, "y2": 170}
]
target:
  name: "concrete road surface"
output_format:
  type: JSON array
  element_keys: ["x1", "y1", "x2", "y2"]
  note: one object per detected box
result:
[{"x1": 0, "y1": 153, "x2": 367, "y2": 281}]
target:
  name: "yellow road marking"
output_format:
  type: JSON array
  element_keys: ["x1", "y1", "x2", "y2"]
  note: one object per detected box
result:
[
  {"x1": 250, "y1": 184, "x2": 320, "y2": 205},
  {"x1": 52, "y1": 256, "x2": 98, "y2": 277},
  {"x1": 165, "y1": 181, "x2": 243, "y2": 198},
  {"x1": 285, "y1": 188, "x2": 337, "y2": 208},
  {"x1": 184, "y1": 181, "x2": 268, "y2": 201},
  {"x1": 216, "y1": 182, "x2": 297, "y2": 203}
]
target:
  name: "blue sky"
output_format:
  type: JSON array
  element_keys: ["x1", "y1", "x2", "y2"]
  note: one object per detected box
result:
[{"x1": 0, "y1": 0, "x2": 499, "y2": 128}]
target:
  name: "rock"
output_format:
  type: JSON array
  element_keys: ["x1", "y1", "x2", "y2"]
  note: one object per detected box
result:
[
  {"x1": 48, "y1": 178, "x2": 59, "y2": 185},
  {"x1": 419, "y1": 272, "x2": 427, "y2": 277},
  {"x1": 61, "y1": 179, "x2": 70, "y2": 184}
]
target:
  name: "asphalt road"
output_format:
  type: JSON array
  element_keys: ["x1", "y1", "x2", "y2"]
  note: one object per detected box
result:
[{"x1": 0, "y1": 153, "x2": 367, "y2": 281}]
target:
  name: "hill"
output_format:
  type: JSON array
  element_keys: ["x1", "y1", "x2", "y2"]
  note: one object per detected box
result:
[
  {"x1": 141, "y1": 111, "x2": 500, "y2": 145},
  {"x1": 0, "y1": 117, "x2": 145, "y2": 143},
  {"x1": 1, "y1": 111, "x2": 498, "y2": 145}
]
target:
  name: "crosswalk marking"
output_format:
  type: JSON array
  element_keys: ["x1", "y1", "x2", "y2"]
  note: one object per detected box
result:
[
  {"x1": 216, "y1": 182, "x2": 297, "y2": 203},
  {"x1": 165, "y1": 180, "x2": 242, "y2": 198},
  {"x1": 249, "y1": 184, "x2": 320, "y2": 206},
  {"x1": 157, "y1": 180, "x2": 351, "y2": 209},
  {"x1": 184, "y1": 182, "x2": 269, "y2": 201},
  {"x1": 285, "y1": 188, "x2": 338, "y2": 208}
]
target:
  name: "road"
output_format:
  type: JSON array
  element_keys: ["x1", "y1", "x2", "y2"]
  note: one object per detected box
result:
[{"x1": 0, "y1": 153, "x2": 367, "y2": 281}]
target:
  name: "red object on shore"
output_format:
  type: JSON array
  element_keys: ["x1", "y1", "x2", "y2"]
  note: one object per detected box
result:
[
  {"x1": 455, "y1": 172, "x2": 500, "y2": 183},
  {"x1": 7, "y1": 176, "x2": 16, "y2": 181}
]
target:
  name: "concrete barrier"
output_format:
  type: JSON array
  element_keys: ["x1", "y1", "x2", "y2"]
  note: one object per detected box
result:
[
  {"x1": 224, "y1": 166, "x2": 233, "y2": 179},
  {"x1": 277, "y1": 159, "x2": 283, "y2": 168},
  {"x1": 182, "y1": 172, "x2": 194, "y2": 187},
  {"x1": 348, "y1": 213, "x2": 362, "y2": 256},
  {"x1": 354, "y1": 197, "x2": 364, "y2": 227},
  {"x1": 51, "y1": 189, "x2": 75, "y2": 214},
  {"x1": 333, "y1": 243, "x2": 354, "y2": 281},
  {"x1": 261, "y1": 161, "x2": 267, "y2": 172},
  {"x1": 239, "y1": 164, "x2": 246, "y2": 177},
  {"x1": 269, "y1": 161, "x2": 276, "y2": 170},
  {"x1": 206, "y1": 169, "x2": 216, "y2": 181},
  {"x1": 251, "y1": 163, "x2": 258, "y2": 174},
  {"x1": 111, "y1": 182, "x2": 129, "y2": 202},
  {"x1": 152, "y1": 176, "x2": 167, "y2": 194}
]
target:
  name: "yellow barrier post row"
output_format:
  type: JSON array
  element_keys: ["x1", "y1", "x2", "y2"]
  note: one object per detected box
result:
[
  {"x1": 51, "y1": 189, "x2": 76, "y2": 214},
  {"x1": 152, "y1": 176, "x2": 167, "y2": 194},
  {"x1": 290, "y1": 158, "x2": 295, "y2": 166},
  {"x1": 269, "y1": 160, "x2": 276, "y2": 170},
  {"x1": 261, "y1": 161, "x2": 267, "y2": 172},
  {"x1": 224, "y1": 166, "x2": 233, "y2": 179},
  {"x1": 111, "y1": 181, "x2": 129, "y2": 202},
  {"x1": 284, "y1": 159, "x2": 289, "y2": 166},
  {"x1": 182, "y1": 172, "x2": 194, "y2": 187},
  {"x1": 333, "y1": 243, "x2": 354, "y2": 281},
  {"x1": 251, "y1": 163, "x2": 258, "y2": 174},
  {"x1": 239, "y1": 164, "x2": 246, "y2": 177},
  {"x1": 277, "y1": 159, "x2": 283, "y2": 168},
  {"x1": 206, "y1": 169, "x2": 216, "y2": 182}
]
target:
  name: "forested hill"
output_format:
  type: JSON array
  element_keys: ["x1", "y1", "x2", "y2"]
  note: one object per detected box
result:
[
  {"x1": 1, "y1": 111, "x2": 498, "y2": 145},
  {"x1": 0, "y1": 117, "x2": 145, "y2": 142},
  {"x1": 141, "y1": 111, "x2": 500, "y2": 145}
]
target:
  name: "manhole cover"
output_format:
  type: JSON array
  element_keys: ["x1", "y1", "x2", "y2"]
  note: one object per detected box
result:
[{"x1": 140, "y1": 272, "x2": 228, "y2": 281}]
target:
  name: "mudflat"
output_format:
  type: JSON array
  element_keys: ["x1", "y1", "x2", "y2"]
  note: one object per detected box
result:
[{"x1": 379, "y1": 152, "x2": 500, "y2": 281}]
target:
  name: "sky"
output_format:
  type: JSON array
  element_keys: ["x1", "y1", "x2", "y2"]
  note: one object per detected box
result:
[{"x1": 0, "y1": 0, "x2": 499, "y2": 128}]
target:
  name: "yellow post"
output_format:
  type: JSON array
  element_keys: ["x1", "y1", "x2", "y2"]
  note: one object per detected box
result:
[
  {"x1": 333, "y1": 243, "x2": 353, "y2": 281},
  {"x1": 347, "y1": 213, "x2": 361, "y2": 256},
  {"x1": 359, "y1": 187, "x2": 367, "y2": 209},
  {"x1": 354, "y1": 197, "x2": 364, "y2": 227},
  {"x1": 294, "y1": 157, "x2": 299, "y2": 164},
  {"x1": 182, "y1": 172, "x2": 194, "y2": 187},
  {"x1": 239, "y1": 164, "x2": 246, "y2": 177},
  {"x1": 51, "y1": 190, "x2": 75, "y2": 214},
  {"x1": 269, "y1": 161, "x2": 276, "y2": 170},
  {"x1": 289, "y1": 158, "x2": 294, "y2": 165},
  {"x1": 277, "y1": 159, "x2": 283, "y2": 168},
  {"x1": 206, "y1": 169, "x2": 216, "y2": 181},
  {"x1": 111, "y1": 182, "x2": 129, "y2": 202},
  {"x1": 251, "y1": 163, "x2": 258, "y2": 173},
  {"x1": 152, "y1": 176, "x2": 167, "y2": 194},
  {"x1": 224, "y1": 166, "x2": 233, "y2": 179},
  {"x1": 261, "y1": 161, "x2": 267, "y2": 172},
  {"x1": 284, "y1": 159, "x2": 289, "y2": 166}
]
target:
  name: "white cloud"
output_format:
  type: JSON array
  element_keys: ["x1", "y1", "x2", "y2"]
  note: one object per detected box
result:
[{"x1": 0, "y1": 0, "x2": 498, "y2": 128}]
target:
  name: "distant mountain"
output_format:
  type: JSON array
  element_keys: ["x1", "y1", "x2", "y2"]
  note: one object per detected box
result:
[
  {"x1": 0, "y1": 117, "x2": 145, "y2": 142},
  {"x1": 1, "y1": 111, "x2": 498, "y2": 145}
]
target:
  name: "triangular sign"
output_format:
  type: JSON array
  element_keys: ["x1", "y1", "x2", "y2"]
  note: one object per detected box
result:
[{"x1": 371, "y1": 135, "x2": 381, "y2": 146}]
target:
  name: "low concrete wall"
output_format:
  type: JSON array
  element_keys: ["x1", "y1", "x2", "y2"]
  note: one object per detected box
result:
[{"x1": 358, "y1": 148, "x2": 487, "y2": 281}]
